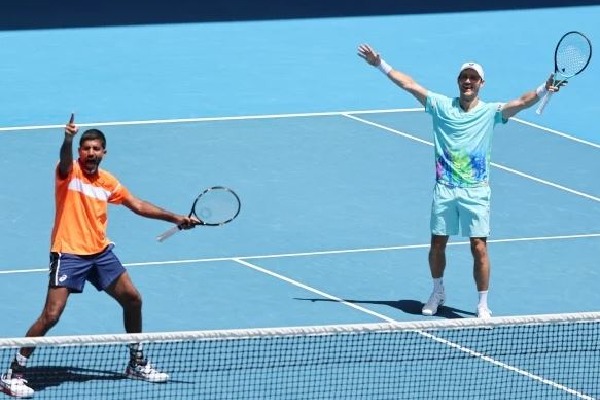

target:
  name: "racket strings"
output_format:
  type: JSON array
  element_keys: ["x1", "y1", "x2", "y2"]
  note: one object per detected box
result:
[
  {"x1": 556, "y1": 35, "x2": 592, "y2": 76},
  {"x1": 192, "y1": 188, "x2": 240, "y2": 225}
]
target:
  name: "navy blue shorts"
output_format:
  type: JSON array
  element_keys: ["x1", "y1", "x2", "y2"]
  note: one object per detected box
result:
[{"x1": 48, "y1": 244, "x2": 126, "y2": 293}]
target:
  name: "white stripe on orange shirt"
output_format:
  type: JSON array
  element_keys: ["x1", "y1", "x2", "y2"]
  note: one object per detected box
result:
[{"x1": 50, "y1": 161, "x2": 131, "y2": 255}]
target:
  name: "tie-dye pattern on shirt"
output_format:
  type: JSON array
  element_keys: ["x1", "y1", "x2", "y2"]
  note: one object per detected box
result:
[{"x1": 425, "y1": 91, "x2": 506, "y2": 187}]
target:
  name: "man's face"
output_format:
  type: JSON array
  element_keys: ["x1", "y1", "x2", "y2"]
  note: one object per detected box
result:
[
  {"x1": 78, "y1": 139, "x2": 106, "y2": 175},
  {"x1": 457, "y1": 69, "x2": 484, "y2": 99}
]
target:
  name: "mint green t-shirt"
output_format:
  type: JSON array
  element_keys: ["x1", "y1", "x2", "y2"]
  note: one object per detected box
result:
[{"x1": 425, "y1": 91, "x2": 507, "y2": 188}]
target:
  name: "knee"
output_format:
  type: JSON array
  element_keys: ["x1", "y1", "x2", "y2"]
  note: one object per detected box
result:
[
  {"x1": 430, "y1": 240, "x2": 447, "y2": 255},
  {"x1": 40, "y1": 309, "x2": 62, "y2": 329},
  {"x1": 470, "y1": 239, "x2": 488, "y2": 258},
  {"x1": 122, "y1": 290, "x2": 142, "y2": 310}
]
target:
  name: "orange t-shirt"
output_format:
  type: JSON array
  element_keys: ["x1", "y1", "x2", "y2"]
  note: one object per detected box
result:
[{"x1": 50, "y1": 161, "x2": 131, "y2": 255}]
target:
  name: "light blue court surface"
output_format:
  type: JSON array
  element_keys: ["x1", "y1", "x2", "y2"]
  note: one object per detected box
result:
[
  {"x1": 0, "y1": 6, "x2": 599, "y2": 399},
  {"x1": 0, "y1": 3, "x2": 599, "y2": 336},
  {"x1": 0, "y1": 5, "x2": 598, "y2": 141},
  {"x1": 0, "y1": 108, "x2": 598, "y2": 337}
]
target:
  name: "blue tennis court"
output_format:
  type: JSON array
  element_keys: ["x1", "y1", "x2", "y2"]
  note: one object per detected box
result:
[{"x1": 0, "y1": 4, "x2": 599, "y2": 399}]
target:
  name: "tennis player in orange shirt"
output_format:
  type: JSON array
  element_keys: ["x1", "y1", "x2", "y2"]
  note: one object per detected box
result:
[{"x1": 1, "y1": 114, "x2": 198, "y2": 398}]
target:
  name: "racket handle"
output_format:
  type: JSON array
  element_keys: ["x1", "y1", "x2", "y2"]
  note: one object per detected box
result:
[
  {"x1": 535, "y1": 90, "x2": 554, "y2": 115},
  {"x1": 156, "y1": 225, "x2": 181, "y2": 242}
]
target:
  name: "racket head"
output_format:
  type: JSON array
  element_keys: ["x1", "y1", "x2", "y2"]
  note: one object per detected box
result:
[
  {"x1": 191, "y1": 186, "x2": 241, "y2": 226},
  {"x1": 554, "y1": 31, "x2": 592, "y2": 80}
]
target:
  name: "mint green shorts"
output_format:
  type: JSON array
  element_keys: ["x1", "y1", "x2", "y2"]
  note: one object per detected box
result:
[{"x1": 430, "y1": 183, "x2": 491, "y2": 238}]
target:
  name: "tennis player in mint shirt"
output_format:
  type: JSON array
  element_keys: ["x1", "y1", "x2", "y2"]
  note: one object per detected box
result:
[{"x1": 358, "y1": 44, "x2": 563, "y2": 319}]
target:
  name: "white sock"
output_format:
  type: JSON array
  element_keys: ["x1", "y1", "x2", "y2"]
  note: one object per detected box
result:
[
  {"x1": 478, "y1": 290, "x2": 489, "y2": 308},
  {"x1": 433, "y1": 277, "x2": 444, "y2": 292}
]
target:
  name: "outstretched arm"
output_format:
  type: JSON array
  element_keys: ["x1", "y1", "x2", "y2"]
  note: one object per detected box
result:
[
  {"x1": 501, "y1": 75, "x2": 564, "y2": 119},
  {"x1": 357, "y1": 44, "x2": 428, "y2": 106},
  {"x1": 58, "y1": 114, "x2": 78, "y2": 179},
  {"x1": 122, "y1": 195, "x2": 199, "y2": 229}
]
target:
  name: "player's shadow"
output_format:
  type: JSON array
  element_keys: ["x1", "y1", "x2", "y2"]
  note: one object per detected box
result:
[
  {"x1": 24, "y1": 366, "x2": 126, "y2": 391},
  {"x1": 25, "y1": 365, "x2": 191, "y2": 392},
  {"x1": 295, "y1": 298, "x2": 475, "y2": 319}
]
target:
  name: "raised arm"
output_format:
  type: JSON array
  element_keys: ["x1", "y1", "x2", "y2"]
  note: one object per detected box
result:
[
  {"x1": 58, "y1": 114, "x2": 78, "y2": 179},
  {"x1": 357, "y1": 44, "x2": 428, "y2": 106},
  {"x1": 501, "y1": 74, "x2": 564, "y2": 120},
  {"x1": 122, "y1": 195, "x2": 198, "y2": 229}
]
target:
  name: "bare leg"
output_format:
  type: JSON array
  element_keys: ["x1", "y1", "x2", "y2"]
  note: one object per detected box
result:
[
  {"x1": 104, "y1": 272, "x2": 168, "y2": 383},
  {"x1": 20, "y1": 287, "x2": 70, "y2": 358},
  {"x1": 428, "y1": 235, "x2": 449, "y2": 279},
  {"x1": 105, "y1": 272, "x2": 143, "y2": 334},
  {"x1": 422, "y1": 235, "x2": 450, "y2": 316},
  {"x1": 470, "y1": 237, "x2": 490, "y2": 291}
]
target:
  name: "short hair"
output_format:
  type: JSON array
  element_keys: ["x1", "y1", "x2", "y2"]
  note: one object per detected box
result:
[{"x1": 79, "y1": 129, "x2": 107, "y2": 149}]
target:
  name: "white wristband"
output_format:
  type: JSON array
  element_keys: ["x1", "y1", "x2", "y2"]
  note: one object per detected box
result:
[
  {"x1": 377, "y1": 59, "x2": 393, "y2": 75},
  {"x1": 535, "y1": 83, "x2": 548, "y2": 98}
]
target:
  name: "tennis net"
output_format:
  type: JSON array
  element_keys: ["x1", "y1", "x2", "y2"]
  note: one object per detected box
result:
[{"x1": 0, "y1": 311, "x2": 598, "y2": 399}]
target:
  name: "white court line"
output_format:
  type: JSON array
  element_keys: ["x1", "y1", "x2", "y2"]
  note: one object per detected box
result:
[
  {"x1": 0, "y1": 109, "x2": 594, "y2": 396},
  {"x1": 416, "y1": 328, "x2": 595, "y2": 400},
  {"x1": 2, "y1": 232, "x2": 598, "y2": 274},
  {"x1": 343, "y1": 114, "x2": 600, "y2": 203},
  {"x1": 0, "y1": 234, "x2": 595, "y2": 396},
  {"x1": 0, "y1": 108, "x2": 598, "y2": 151},
  {"x1": 512, "y1": 117, "x2": 600, "y2": 149},
  {"x1": 0, "y1": 108, "x2": 422, "y2": 132},
  {"x1": 233, "y1": 258, "x2": 396, "y2": 322},
  {"x1": 233, "y1": 257, "x2": 595, "y2": 400}
]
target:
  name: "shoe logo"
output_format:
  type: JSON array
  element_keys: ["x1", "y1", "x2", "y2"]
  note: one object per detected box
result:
[{"x1": 58, "y1": 274, "x2": 68, "y2": 282}]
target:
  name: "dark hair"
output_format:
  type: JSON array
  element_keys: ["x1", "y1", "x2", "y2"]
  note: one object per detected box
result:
[{"x1": 79, "y1": 129, "x2": 106, "y2": 149}]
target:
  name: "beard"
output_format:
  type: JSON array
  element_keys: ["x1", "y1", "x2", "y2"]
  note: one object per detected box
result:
[{"x1": 80, "y1": 158, "x2": 101, "y2": 175}]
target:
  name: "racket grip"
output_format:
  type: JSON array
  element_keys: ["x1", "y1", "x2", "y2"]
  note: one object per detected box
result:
[
  {"x1": 535, "y1": 90, "x2": 554, "y2": 115},
  {"x1": 156, "y1": 225, "x2": 181, "y2": 242}
]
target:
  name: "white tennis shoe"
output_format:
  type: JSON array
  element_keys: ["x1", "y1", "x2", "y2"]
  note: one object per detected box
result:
[
  {"x1": 422, "y1": 289, "x2": 446, "y2": 316},
  {"x1": 0, "y1": 372, "x2": 34, "y2": 398},
  {"x1": 126, "y1": 361, "x2": 169, "y2": 383},
  {"x1": 477, "y1": 306, "x2": 492, "y2": 320}
]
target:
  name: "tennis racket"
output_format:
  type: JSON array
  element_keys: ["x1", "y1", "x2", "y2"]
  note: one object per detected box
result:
[
  {"x1": 536, "y1": 31, "x2": 592, "y2": 115},
  {"x1": 156, "y1": 186, "x2": 241, "y2": 242}
]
